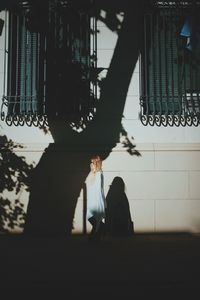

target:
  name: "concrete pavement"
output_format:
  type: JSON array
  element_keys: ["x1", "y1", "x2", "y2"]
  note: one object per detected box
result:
[{"x1": 0, "y1": 232, "x2": 200, "y2": 296}]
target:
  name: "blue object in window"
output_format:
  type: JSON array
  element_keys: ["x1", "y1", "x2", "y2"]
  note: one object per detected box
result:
[{"x1": 180, "y1": 18, "x2": 192, "y2": 51}]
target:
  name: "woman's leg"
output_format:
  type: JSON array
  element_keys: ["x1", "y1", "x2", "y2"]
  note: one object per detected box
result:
[
  {"x1": 88, "y1": 217, "x2": 97, "y2": 240},
  {"x1": 88, "y1": 217, "x2": 106, "y2": 241},
  {"x1": 97, "y1": 220, "x2": 106, "y2": 239}
]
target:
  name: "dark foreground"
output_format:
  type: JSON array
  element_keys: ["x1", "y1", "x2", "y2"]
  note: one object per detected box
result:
[{"x1": 0, "y1": 232, "x2": 200, "y2": 297}]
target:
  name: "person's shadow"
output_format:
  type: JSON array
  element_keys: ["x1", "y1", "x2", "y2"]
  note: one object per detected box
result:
[{"x1": 105, "y1": 176, "x2": 134, "y2": 237}]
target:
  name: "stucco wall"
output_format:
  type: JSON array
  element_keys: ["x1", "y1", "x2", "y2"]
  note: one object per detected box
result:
[{"x1": 0, "y1": 10, "x2": 200, "y2": 234}]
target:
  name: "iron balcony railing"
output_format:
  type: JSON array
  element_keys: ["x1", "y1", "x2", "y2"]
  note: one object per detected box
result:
[
  {"x1": 1, "y1": 0, "x2": 97, "y2": 128},
  {"x1": 139, "y1": 0, "x2": 200, "y2": 126}
]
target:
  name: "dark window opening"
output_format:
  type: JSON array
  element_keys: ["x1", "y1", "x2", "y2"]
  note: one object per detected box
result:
[
  {"x1": 139, "y1": 0, "x2": 200, "y2": 126},
  {"x1": 1, "y1": 0, "x2": 97, "y2": 128},
  {"x1": 1, "y1": 4, "x2": 47, "y2": 127}
]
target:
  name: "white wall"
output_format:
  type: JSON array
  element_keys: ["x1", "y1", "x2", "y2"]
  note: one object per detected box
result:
[{"x1": 0, "y1": 11, "x2": 200, "y2": 234}]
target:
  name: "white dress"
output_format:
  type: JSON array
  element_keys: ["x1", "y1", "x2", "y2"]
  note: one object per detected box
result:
[{"x1": 86, "y1": 170, "x2": 106, "y2": 230}]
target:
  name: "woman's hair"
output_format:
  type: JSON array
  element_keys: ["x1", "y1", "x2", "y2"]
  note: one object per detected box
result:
[{"x1": 91, "y1": 155, "x2": 102, "y2": 172}]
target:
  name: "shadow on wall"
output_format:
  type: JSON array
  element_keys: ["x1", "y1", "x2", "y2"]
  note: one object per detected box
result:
[
  {"x1": 0, "y1": 134, "x2": 33, "y2": 233},
  {"x1": 24, "y1": 0, "x2": 143, "y2": 236},
  {"x1": 106, "y1": 176, "x2": 134, "y2": 237}
]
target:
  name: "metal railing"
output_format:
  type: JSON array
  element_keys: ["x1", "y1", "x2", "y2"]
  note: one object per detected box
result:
[
  {"x1": 1, "y1": 0, "x2": 98, "y2": 128},
  {"x1": 139, "y1": 0, "x2": 200, "y2": 126}
]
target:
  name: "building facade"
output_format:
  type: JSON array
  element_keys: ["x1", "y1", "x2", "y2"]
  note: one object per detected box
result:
[{"x1": 0, "y1": 1, "x2": 200, "y2": 234}]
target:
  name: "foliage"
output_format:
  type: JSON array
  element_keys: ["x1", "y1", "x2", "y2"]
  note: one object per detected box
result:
[{"x1": 0, "y1": 134, "x2": 34, "y2": 233}]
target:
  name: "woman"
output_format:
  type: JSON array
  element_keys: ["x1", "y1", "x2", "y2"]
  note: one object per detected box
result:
[{"x1": 86, "y1": 155, "x2": 106, "y2": 241}]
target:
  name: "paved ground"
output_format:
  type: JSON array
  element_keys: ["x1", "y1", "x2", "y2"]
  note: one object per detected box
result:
[{"x1": 0, "y1": 232, "x2": 200, "y2": 297}]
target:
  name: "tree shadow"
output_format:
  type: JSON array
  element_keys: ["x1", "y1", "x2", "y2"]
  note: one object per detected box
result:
[
  {"x1": 0, "y1": 134, "x2": 33, "y2": 233},
  {"x1": 106, "y1": 176, "x2": 134, "y2": 237},
  {"x1": 24, "y1": 0, "x2": 144, "y2": 235}
]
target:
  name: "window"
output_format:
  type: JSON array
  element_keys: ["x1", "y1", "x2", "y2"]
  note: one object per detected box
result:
[
  {"x1": 139, "y1": 0, "x2": 200, "y2": 126},
  {"x1": 1, "y1": 0, "x2": 97, "y2": 128},
  {"x1": 1, "y1": 3, "x2": 47, "y2": 126}
]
